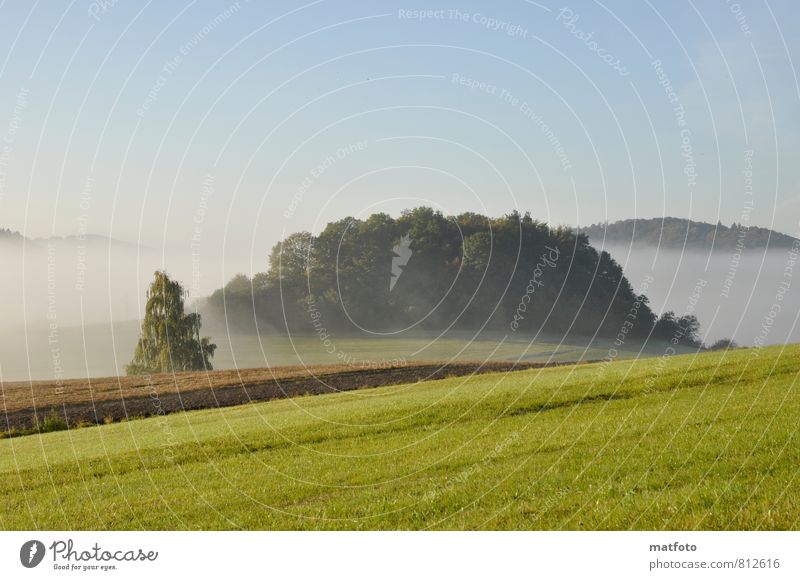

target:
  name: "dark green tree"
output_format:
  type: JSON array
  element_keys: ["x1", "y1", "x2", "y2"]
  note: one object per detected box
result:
[
  {"x1": 653, "y1": 311, "x2": 702, "y2": 346},
  {"x1": 126, "y1": 271, "x2": 216, "y2": 375}
]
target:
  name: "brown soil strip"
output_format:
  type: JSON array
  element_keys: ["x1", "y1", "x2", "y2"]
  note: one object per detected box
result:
[{"x1": 0, "y1": 360, "x2": 584, "y2": 432}]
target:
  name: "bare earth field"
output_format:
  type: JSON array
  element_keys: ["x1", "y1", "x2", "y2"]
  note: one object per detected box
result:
[{"x1": 0, "y1": 360, "x2": 580, "y2": 432}]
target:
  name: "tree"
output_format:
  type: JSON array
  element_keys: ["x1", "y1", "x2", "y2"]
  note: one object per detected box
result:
[
  {"x1": 267, "y1": 231, "x2": 315, "y2": 290},
  {"x1": 674, "y1": 314, "x2": 702, "y2": 347},
  {"x1": 653, "y1": 311, "x2": 702, "y2": 347},
  {"x1": 126, "y1": 271, "x2": 216, "y2": 375}
]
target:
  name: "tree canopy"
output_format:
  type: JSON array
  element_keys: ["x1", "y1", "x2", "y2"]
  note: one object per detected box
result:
[{"x1": 204, "y1": 209, "x2": 701, "y2": 346}]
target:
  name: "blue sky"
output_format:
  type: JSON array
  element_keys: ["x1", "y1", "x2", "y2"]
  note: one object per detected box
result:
[{"x1": 0, "y1": 0, "x2": 798, "y2": 282}]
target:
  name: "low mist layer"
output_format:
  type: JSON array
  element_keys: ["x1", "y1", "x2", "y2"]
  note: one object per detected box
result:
[
  {"x1": 3, "y1": 217, "x2": 797, "y2": 383},
  {"x1": 601, "y1": 244, "x2": 800, "y2": 346}
]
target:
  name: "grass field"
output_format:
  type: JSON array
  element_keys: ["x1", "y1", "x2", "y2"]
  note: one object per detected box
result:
[{"x1": 0, "y1": 344, "x2": 797, "y2": 530}]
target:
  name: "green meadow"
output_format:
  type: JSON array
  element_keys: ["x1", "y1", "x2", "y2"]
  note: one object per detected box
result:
[{"x1": 1, "y1": 344, "x2": 797, "y2": 530}]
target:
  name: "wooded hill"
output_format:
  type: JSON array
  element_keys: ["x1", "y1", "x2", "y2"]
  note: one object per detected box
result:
[
  {"x1": 580, "y1": 217, "x2": 798, "y2": 251},
  {"x1": 203, "y1": 208, "x2": 700, "y2": 344}
]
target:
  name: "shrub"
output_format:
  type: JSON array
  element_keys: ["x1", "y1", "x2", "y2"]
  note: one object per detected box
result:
[
  {"x1": 38, "y1": 409, "x2": 68, "y2": 433},
  {"x1": 0, "y1": 429, "x2": 17, "y2": 440},
  {"x1": 707, "y1": 338, "x2": 738, "y2": 351}
]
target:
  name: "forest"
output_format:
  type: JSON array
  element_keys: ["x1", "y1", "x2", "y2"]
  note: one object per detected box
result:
[{"x1": 202, "y1": 208, "x2": 701, "y2": 346}]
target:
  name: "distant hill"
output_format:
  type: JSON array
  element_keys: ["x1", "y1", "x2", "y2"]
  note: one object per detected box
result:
[
  {"x1": 581, "y1": 218, "x2": 798, "y2": 251},
  {"x1": 0, "y1": 228, "x2": 145, "y2": 250}
]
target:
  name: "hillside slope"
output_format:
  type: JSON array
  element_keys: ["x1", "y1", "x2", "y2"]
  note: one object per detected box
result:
[
  {"x1": 581, "y1": 217, "x2": 798, "y2": 251},
  {"x1": 0, "y1": 345, "x2": 797, "y2": 530}
]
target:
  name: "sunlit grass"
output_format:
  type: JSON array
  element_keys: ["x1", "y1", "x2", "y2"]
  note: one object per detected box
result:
[{"x1": 0, "y1": 344, "x2": 797, "y2": 530}]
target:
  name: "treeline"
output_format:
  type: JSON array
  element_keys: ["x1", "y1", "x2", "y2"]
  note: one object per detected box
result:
[
  {"x1": 582, "y1": 217, "x2": 799, "y2": 251},
  {"x1": 203, "y1": 208, "x2": 701, "y2": 345},
  {"x1": 0, "y1": 228, "x2": 23, "y2": 242}
]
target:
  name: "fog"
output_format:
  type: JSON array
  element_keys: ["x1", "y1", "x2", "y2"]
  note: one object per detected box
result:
[
  {"x1": 603, "y1": 245, "x2": 800, "y2": 347},
  {"x1": 0, "y1": 236, "x2": 242, "y2": 382},
  {"x1": 2, "y1": 237, "x2": 797, "y2": 382}
]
